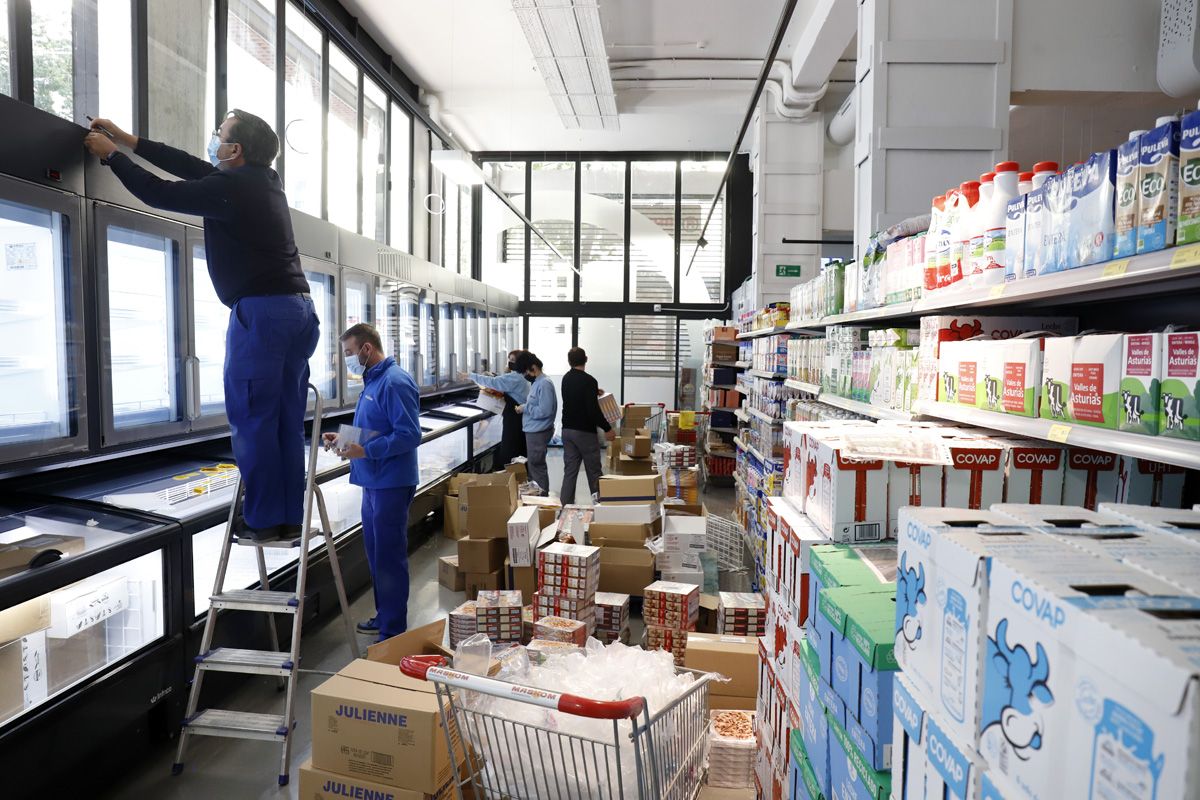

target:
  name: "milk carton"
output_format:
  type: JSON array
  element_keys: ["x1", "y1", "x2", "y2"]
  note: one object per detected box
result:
[
  {"x1": 1179, "y1": 108, "x2": 1200, "y2": 244},
  {"x1": 1004, "y1": 195, "x2": 1026, "y2": 282},
  {"x1": 1113, "y1": 132, "x2": 1143, "y2": 257},
  {"x1": 1137, "y1": 117, "x2": 1181, "y2": 253},
  {"x1": 1160, "y1": 330, "x2": 1200, "y2": 440},
  {"x1": 1039, "y1": 173, "x2": 1071, "y2": 275},
  {"x1": 1115, "y1": 456, "x2": 1186, "y2": 507},
  {"x1": 1066, "y1": 149, "x2": 1117, "y2": 268},
  {"x1": 978, "y1": 558, "x2": 1200, "y2": 800},
  {"x1": 943, "y1": 439, "x2": 1006, "y2": 511},
  {"x1": 1061, "y1": 447, "x2": 1119, "y2": 511},
  {"x1": 1023, "y1": 185, "x2": 1048, "y2": 278},
  {"x1": 1039, "y1": 334, "x2": 1123, "y2": 428},
  {"x1": 998, "y1": 335, "x2": 1046, "y2": 417},
  {"x1": 975, "y1": 340, "x2": 1005, "y2": 413},
  {"x1": 1119, "y1": 332, "x2": 1164, "y2": 434}
]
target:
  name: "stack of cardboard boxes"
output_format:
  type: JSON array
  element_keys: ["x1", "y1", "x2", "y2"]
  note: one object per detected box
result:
[
  {"x1": 593, "y1": 591, "x2": 630, "y2": 644},
  {"x1": 591, "y1": 475, "x2": 662, "y2": 597},
  {"x1": 455, "y1": 471, "x2": 519, "y2": 596},
  {"x1": 643, "y1": 580, "x2": 699, "y2": 665},
  {"x1": 610, "y1": 404, "x2": 658, "y2": 475},
  {"x1": 534, "y1": 543, "x2": 600, "y2": 634}
]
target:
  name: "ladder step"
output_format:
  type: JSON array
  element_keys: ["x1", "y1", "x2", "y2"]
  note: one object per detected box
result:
[
  {"x1": 233, "y1": 533, "x2": 307, "y2": 549},
  {"x1": 211, "y1": 589, "x2": 299, "y2": 613},
  {"x1": 195, "y1": 648, "x2": 295, "y2": 676},
  {"x1": 184, "y1": 709, "x2": 289, "y2": 742}
]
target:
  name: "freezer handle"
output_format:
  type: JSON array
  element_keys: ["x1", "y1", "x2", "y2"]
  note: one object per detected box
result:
[{"x1": 185, "y1": 356, "x2": 200, "y2": 420}]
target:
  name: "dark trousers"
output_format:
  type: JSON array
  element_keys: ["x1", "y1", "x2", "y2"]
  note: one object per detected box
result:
[
  {"x1": 497, "y1": 395, "x2": 528, "y2": 465},
  {"x1": 224, "y1": 294, "x2": 319, "y2": 530},
  {"x1": 560, "y1": 428, "x2": 603, "y2": 505},
  {"x1": 361, "y1": 485, "x2": 416, "y2": 640}
]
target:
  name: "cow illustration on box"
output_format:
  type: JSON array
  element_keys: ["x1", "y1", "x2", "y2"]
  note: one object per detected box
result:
[
  {"x1": 1163, "y1": 392, "x2": 1188, "y2": 431},
  {"x1": 1121, "y1": 389, "x2": 1143, "y2": 426},
  {"x1": 1043, "y1": 377, "x2": 1067, "y2": 419},
  {"x1": 895, "y1": 552, "x2": 926, "y2": 650},
  {"x1": 981, "y1": 619, "x2": 1053, "y2": 761},
  {"x1": 984, "y1": 374, "x2": 1002, "y2": 411}
]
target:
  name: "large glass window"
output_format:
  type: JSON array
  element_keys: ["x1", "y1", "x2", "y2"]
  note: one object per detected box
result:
[
  {"x1": 327, "y1": 45, "x2": 359, "y2": 233},
  {"x1": 305, "y1": 269, "x2": 337, "y2": 401},
  {"x1": 97, "y1": 0, "x2": 134, "y2": 130},
  {"x1": 443, "y1": 179, "x2": 459, "y2": 273},
  {"x1": 680, "y1": 161, "x2": 726, "y2": 303},
  {"x1": 106, "y1": 227, "x2": 180, "y2": 429},
  {"x1": 630, "y1": 162, "x2": 677, "y2": 303},
  {"x1": 31, "y1": 1, "x2": 74, "y2": 121},
  {"x1": 0, "y1": 197, "x2": 72, "y2": 445},
  {"x1": 283, "y1": 5, "x2": 323, "y2": 217},
  {"x1": 481, "y1": 162, "x2": 526, "y2": 300},
  {"x1": 530, "y1": 162, "x2": 576, "y2": 302},
  {"x1": 389, "y1": 103, "x2": 412, "y2": 252},
  {"x1": 190, "y1": 244, "x2": 226, "y2": 416},
  {"x1": 526, "y1": 316, "x2": 570, "y2": 434},
  {"x1": 149, "y1": 0, "x2": 215, "y2": 154},
  {"x1": 459, "y1": 185, "x2": 473, "y2": 277},
  {"x1": 623, "y1": 314, "x2": 675, "y2": 405},
  {"x1": 0, "y1": 0, "x2": 9, "y2": 97},
  {"x1": 226, "y1": 0, "x2": 276, "y2": 134},
  {"x1": 578, "y1": 318, "x2": 622, "y2": 404},
  {"x1": 362, "y1": 79, "x2": 388, "y2": 242},
  {"x1": 580, "y1": 161, "x2": 625, "y2": 302},
  {"x1": 677, "y1": 318, "x2": 705, "y2": 410},
  {"x1": 31, "y1": 0, "x2": 133, "y2": 126}
]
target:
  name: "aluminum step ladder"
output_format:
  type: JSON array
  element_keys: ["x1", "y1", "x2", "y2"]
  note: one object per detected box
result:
[{"x1": 172, "y1": 384, "x2": 359, "y2": 786}]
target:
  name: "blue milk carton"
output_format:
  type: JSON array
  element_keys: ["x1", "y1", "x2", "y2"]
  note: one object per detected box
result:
[
  {"x1": 1041, "y1": 171, "x2": 1073, "y2": 274},
  {"x1": 1023, "y1": 185, "x2": 1047, "y2": 278},
  {"x1": 1067, "y1": 150, "x2": 1117, "y2": 268},
  {"x1": 1005, "y1": 194, "x2": 1026, "y2": 282},
  {"x1": 1113, "y1": 132, "x2": 1144, "y2": 257},
  {"x1": 1137, "y1": 117, "x2": 1181, "y2": 253},
  {"x1": 797, "y1": 639, "x2": 832, "y2": 795}
]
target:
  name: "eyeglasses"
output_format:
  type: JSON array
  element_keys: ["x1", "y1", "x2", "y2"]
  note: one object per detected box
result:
[{"x1": 211, "y1": 127, "x2": 238, "y2": 145}]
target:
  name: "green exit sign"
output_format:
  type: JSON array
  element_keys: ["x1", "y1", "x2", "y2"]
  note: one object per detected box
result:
[{"x1": 775, "y1": 264, "x2": 803, "y2": 278}]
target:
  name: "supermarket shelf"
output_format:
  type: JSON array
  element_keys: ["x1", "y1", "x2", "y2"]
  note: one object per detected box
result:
[
  {"x1": 708, "y1": 384, "x2": 740, "y2": 391},
  {"x1": 825, "y1": 302, "x2": 917, "y2": 325},
  {"x1": 709, "y1": 406, "x2": 740, "y2": 413},
  {"x1": 747, "y1": 369, "x2": 787, "y2": 380},
  {"x1": 734, "y1": 435, "x2": 782, "y2": 464},
  {"x1": 734, "y1": 409, "x2": 750, "y2": 423},
  {"x1": 735, "y1": 361, "x2": 751, "y2": 369},
  {"x1": 736, "y1": 325, "x2": 790, "y2": 340},
  {"x1": 711, "y1": 426, "x2": 739, "y2": 434},
  {"x1": 918, "y1": 401, "x2": 1200, "y2": 471},
  {"x1": 733, "y1": 436, "x2": 748, "y2": 450},
  {"x1": 819, "y1": 393, "x2": 918, "y2": 422},
  {"x1": 783, "y1": 379, "x2": 821, "y2": 394},
  {"x1": 747, "y1": 407, "x2": 784, "y2": 425},
  {"x1": 785, "y1": 318, "x2": 822, "y2": 331}
]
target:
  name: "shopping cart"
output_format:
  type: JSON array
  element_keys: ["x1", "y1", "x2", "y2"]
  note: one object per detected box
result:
[{"x1": 400, "y1": 654, "x2": 715, "y2": 800}]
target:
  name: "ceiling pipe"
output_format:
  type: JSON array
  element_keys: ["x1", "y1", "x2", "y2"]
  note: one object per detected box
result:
[{"x1": 827, "y1": 86, "x2": 855, "y2": 145}]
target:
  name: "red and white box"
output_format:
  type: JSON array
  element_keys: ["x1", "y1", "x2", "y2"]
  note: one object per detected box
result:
[
  {"x1": 594, "y1": 592, "x2": 630, "y2": 629},
  {"x1": 537, "y1": 543, "x2": 601, "y2": 599},
  {"x1": 643, "y1": 580, "x2": 700, "y2": 629},
  {"x1": 888, "y1": 460, "x2": 944, "y2": 536},
  {"x1": 717, "y1": 592, "x2": 766, "y2": 636},
  {"x1": 474, "y1": 590, "x2": 523, "y2": 644},
  {"x1": 532, "y1": 591, "x2": 596, "y2": 633},
  {"x1": 533, "y1": 616, "x2": 588, "y2": 647},
  {"x1": 449, "y1": 601, "x2": 477, "y2": 649},
  {"x1": 1115, "y1": 456, "x2": 1186, "y2": 507},
  {"x1": 808, "y1": 432, "x2": 888, "y2": 543},
  {"x1": 990, "y1": 437, "x2": 1066, "y2": 505},
  {"x1": 943, "y1": 437, "x2": 1006, "y2": 510},
  {"x1": 645, "y1": 624, "x2": 689, "y2": 663},
  {"x1": 1062, "y1": 447, "x2": 1120, "y2": 510}
]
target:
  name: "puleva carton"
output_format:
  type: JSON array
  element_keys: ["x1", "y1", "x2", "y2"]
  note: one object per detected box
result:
[
  {"x1": 1067, "y1": 149, "x2": 1118, "y2": 268},
  {"x1": 1061, "y1": 447, "x2": 1119, "y2": 510},
  {"x1": 1160, "y1": 330, "x2": 1200, "y2": 440},
  {"x1": 978, "y1": 558, "x2": 1200, "y2": 800},
  {"x1": 1113, "y1": 133, "x2": 1142, "y2": 257},
  {"x1": 1040, "y1": 334, "x2": 1124, "y2": 428},
  {"x1": 1179, "y1": 108, "x2": 1200, "y2": 244},
  {"x1": 1119, "y1": 332, "x2": 1164, "y2": 434},
  {"x1": 1137, "y1": 117, "x2": 1182, "y2": 253}
]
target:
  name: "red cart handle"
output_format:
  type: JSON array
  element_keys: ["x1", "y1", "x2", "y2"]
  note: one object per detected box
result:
[{"x1": 399, "y1": 655, "x2": 646, "y2": 720}]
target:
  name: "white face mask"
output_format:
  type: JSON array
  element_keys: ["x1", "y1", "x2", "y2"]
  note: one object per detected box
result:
[{"x1": 346, "y1": 346, "x2": 367, "y2": 377}]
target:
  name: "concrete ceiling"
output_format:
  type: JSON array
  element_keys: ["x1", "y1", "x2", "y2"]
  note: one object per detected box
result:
[{"x1": 339, "y1": 0, "x2": 806, "y2": 151}]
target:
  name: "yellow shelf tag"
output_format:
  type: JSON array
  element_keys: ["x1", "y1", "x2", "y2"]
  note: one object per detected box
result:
[
  {"x1": 1047, "y1": 424, "x2": 1071, "y2": 443},
  {"x1": 988, "y1": 284, "x2": 1006, "y2": 299},
  {"x1": 1101, "y1": 259, "x2": 1129, "y2": 278},
  {"x1": 1170, "y1": 245, "x2": 1200, "y2": 269}
]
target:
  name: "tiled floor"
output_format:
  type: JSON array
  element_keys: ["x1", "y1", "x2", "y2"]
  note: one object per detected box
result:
[{"x1": 101, "y1": 449, "x2": 737, "y2": 799}]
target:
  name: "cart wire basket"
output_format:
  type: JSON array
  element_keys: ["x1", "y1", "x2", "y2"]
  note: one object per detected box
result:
[{"x1": 400, "y1": 654, "x2": 715, "y2": 800}]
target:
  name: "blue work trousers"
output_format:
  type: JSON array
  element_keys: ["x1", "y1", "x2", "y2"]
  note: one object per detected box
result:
[
  {"x1": 224, "y1": 294, "x2": 320, "y2": 530},
  {"x1": 361, "y1": 485, "x2": 416, "y2": 640}
]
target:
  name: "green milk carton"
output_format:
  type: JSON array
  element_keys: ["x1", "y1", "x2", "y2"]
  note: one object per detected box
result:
[
  {"x1": 1161, "y1": 331, "x2": 1200, "y2": 440},
  {"x1": 1119, "y1": 333, "x2": 1163, "y2": 434}
]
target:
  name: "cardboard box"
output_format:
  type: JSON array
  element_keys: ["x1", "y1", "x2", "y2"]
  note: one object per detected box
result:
[
  {"x1": 0, "y1": 631, "x2": 48, "y2": 719},
  {"x1": 942, "y1": 438, "x2": 1005, "y2": 510},
  {"x1": 598, "y1": 547, "x2": 655, "y2": 595},
  {"x1": 535, "y1": 506, "x2": 557, "y2": 529},
  {"x1": 709, "y1": 694, "x2": 756, "y2": 712},
  {"x1": 1116, "y1": 455, "x2": 1186, "y2": 506},
  {"x1": 461, "y1": 472, "x2": 519, "y2": 539},
  {"x1": 809, "y1": 433, "x2": 887, "y2": 543},
  {"x1": 587, "y1": 522, "x2": 649, "y2": 549},
  {"x1": 504, "y1": 461, "x2": 529, "y2": 482},
  {"x1": 1161, "y1": 330, "x2": 1200, "y2": 440},
  {"x1": 892, "y1": 675, "x2": 986, "y2": 800},
  {"x1": 310, "y1": 659, "x2": 455, "y2": 794},
  {"x1": 1100, "y1": 503, "x2": 1200, "y2": 546},
  {"x1": 662, "y1": 515, "x2": 707, "y2": 555},
  {"x1": 685, "y1": 633, "x2": 757, "y2": 698},
  {"x1": 366, "y1": 619, "x2": 452, "y2": 665},
  {"x1": 1040, "y1": 334, "x2": 1124, "y2": 428},
  {"x1": 0, "y1": 534, "x2": 86, "y2": 579},
  {"x1": 1120, "y1": 332, "x2": 1164, "y2": 434},
  {"x1": 437, "y1": 556, "x2": 464, "y2": 592},
  {"x1": 620, "y1": 432, "x2": 651, "y2": 458},
  {"x1": 658, "y1": 551, "x2": 703, "y2": 572},
  {"x1": 622, "y1": 404, "x2": 655, "y2": 429},
  {"x1": 598, "y1": 475, "x2": 664, "y2": 505},
  {"x1": 616, "y1": 454, "x2": 658, "y2": 476},
  {"x1": 827, "y1": 709, "x2": 892, "y2": 800},
  {"x1": 506, "y1": 506, "x2": 540, "y2": 568},
  {"x1": 1061, "y1": 447, "x2": 1119, "y2": 510},
  {"x1": 591, "y1": 502, "x2": 661, "y2": 524},
  {"x1": 886, "y1": 461, "x2": 943, "y2": 538},
  {"x1": 996, "y1": 438, "x2": 1065, "y2": 505},
  {"x1": 442, "y1": 495, "x2": 465, "y2": 540},
  {"x1": 464, "y1": 570, "x2": 503, "y2": 596},
  {"x1": 509, "y1": 565, "x2": 536, "y2": 600},
  {"x1": 0, "y1": 597, "x2": 51, "y2": 644},
  {"x1": 298, "y1": 760, "x2": 454, "y2": 800},
  {"x1": 456, "y1": 537, "x2": 505, "y2": 574}
]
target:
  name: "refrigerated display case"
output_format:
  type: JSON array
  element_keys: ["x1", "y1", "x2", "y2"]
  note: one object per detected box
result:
[
  {"x1": 452, "y1": 302, "x2": 467, "y2": 382},
  {"x1": 0, "y1": 176, "x2": 88, "y2": 465},
  {"x1": 304, "y1": 260, "x2": 339, "y2": 406},
  {"x1": 342, "y1": 268, "x2": 375, "y2": 404},
  {"x1": 417, "y1": 413, "x2": 469, "y2": 489},
  {"x1": 488, "y1": 312, "x2": 500, "y2": 372},
  {"x1": 437, "y1": 300, "x2": 452, "y2": 387},
  {"x1": 187, "y1": 235, "x2": 228, "y2": 428}
]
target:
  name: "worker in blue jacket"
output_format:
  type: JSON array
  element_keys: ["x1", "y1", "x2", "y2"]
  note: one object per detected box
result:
[
  {"x1": 324, "y1": 323, "x2": 422, "y2": 640},
  {"x1": 516, "y1": 353, "x2": 557, "y2": 495},
  {"x1": 469, "y1": 349, "x2": 530, "y2": 465},
  {"x1": 85, "y1": 111, "x2": 316, "y2": 542}
]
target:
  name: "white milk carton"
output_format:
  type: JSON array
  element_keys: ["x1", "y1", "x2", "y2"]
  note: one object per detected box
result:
[
  {"x1": 1161, "y1": 330, "x2": 1200, "y2": 440},
  {"x1": 1067, "y1": 149, "x2": 1117, "y2": 268},
  {"x1": 1005, "y1": 194, "x2": 1026, "y2": 282},
  {"x1": 992, "y1": 438, "x2": 1065, "y2": 505},
  {"x1": 887, "y1": 460, "x2": 943, "y2": 538},
  {"x1": 1113, "y1": 133, "x2": 1143, "y2": 257},
  {"x1": 895, "y1": 507, "x2": 1115, "y2": 750},
  {"x1": 939, "y1": 339, "x2": 964, "y2": 404},
  {"x1": 1137, "y1": 117, "x2": 1182, "y2": 253},
  {"x1": 1039, "y1": 334, "x2": 1124, "y2": 429},
  {"x1": 1023, "y1": 184, "x2": 1049, "y2": 278},
  {"x1": 978, "y1": 558, "x2": 1200, "y2": 800},
  {"x1": 1040, "y1": 173, "x2": 1072, "y2": 275},
  {"x1": 975, "y1": 339, "x2": 1006, "y2": 413},
  {"x1": 997, "y1": 335, "x2": 1047, "y2": 417},
  {"x1": 1178, "y1": 108, "x2": 1200, "y2": 245},
  {"x1": 1119, "y1": 332, "x2": 1164, "y2": 435},
  {"x1": 810, "y1": 433, "x2": 888, "y2": 543},
  {"x1": 1099, "y1": 503, "x2": 1200, "y2": 547},
  {"x1": 1115, "y1": 455, "x2": 1186, "y2": 507},
  {"x1": 943, "y1": 439, "x2": 1006, "y2": 511},
  {"x1": 893, "y1": 673, "x2": 988, "y2": 800},
  {"x1": 1061, "y1": 447, "x2": 1120, "y2": 511}
]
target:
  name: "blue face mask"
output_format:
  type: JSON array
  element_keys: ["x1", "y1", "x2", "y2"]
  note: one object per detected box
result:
[{"x1": 207, "y1": 134, "x2": 235, "y2": 167}]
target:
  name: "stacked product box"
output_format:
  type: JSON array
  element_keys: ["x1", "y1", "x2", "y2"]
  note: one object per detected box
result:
[
  {"x1": 535, "y1": 542, "x2": 600, "y2": 634},
  {"x1": 643, "y1": 580, "x2": 700, "y2": 665},
  {"x1": 751, "y1": 333, "x2": 791, "y2": 374},
  {"x1": 593, "y1": 591, "x2": 630, "y2": 644},
  {"x1": 474, "y1": 590, "x2": 523, "y2": 644},
  {"x1": 708, "y1": 710, "x2": 756, "y2": 789},
  {"x1": 448, "y1": 601, "x2": 477, "y2": 649},
  {"x1": 531, "y1": 615, "x2": 588, "y2": 647},
  {"x1": 660, "y1": 516, "x2": 707, "y2": 585},
  {"x1": 717, "y1": 592, "x2": 766, "y2": 636}
]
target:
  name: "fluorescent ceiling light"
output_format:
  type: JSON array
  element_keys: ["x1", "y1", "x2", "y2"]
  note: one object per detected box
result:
[{"x1": 432, "y1": 150, "x2": 486, "y2": 186}]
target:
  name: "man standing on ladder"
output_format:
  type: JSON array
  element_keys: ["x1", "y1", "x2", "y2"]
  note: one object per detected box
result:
[
  {"x1": 327, "y1": 323, "x2": 421, "y2": 641},
  {"x1": 85, "y1": 111, "x2": 317, "y2": 543}
]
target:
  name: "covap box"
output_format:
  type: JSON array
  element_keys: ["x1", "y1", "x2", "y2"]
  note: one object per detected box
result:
[
  {"x1": 1116, "y1": 455, "x2": 1186, "y2": 507},
  {"x1": 827, "y1": 707, "x2": 892, "y2": 800},
  {"x1": 1040, "y1": 334, "x2": 1124, "y2": 429},
  {"x1": 505, "y1": 505, "x2": 540, "y2": 568},
  {"x1": 1061, "y1": 447, "x2": 1119, "y2": 510},
  {"x1": 992, "y1": 438, "x2": 1065, "y2": 505},
  {"x1": 892, "y1": 674, "x2": 986, "y2": 800},
  {"x1": 310, "y1": 659, "x2": 455, "y2": 794},
  {"x1": 942, "y1": 439, "x2": 1006, "y2": 511},
  {"x1": 809, "y1": 433, "x2": 888, "y2": 543},
  {"x1": 806, "y1": 542, "x2": 896, "y2": 667},
  {"x1": 978, "y1": 558, "x2": 1200, "y2": 800},
  {"x1": 1161, "y1": 330, "x2": 1200, "y2": 440},
  {"x1": 797, "y1": 637, "x2": 838, "y2": 796},
  {"x1": 1099, "y1": 503, "x2": 1200, "y2": 546},
  {"x1": 887, "y1": 460, "x2": 943, "y2": 538},
  {"x1": 1120, "y1": 333, "x2": 1164, "y2": 434}
]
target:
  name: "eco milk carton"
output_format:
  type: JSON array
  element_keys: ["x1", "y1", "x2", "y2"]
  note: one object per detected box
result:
[
  {"x1": 1023, "y1": 184, "x2": 1048, "y2": 278},
  {"x1": 1113, "y1": 133, "x2": 1143, "y2": 257},
  {"x1": 1136, "y1": 117, "x2": 1181, "y2": 253},
  {"x1": 1066, "y1": 149, "x2": 1116, "y2": 268},
  {"x1": 1179, "y1": 108, "x2": 1200, "y2": 244},
  {"x1": 1005, "y1": 195, "x2": 1026, "y2": 282},
  {"x1": 978, "y1": 558, "x2": 1200, "y2": 800},
  {"x1": 1119, "y1": 332, "x2": 1164, "y2": 434},
  {"x1": 1039, "y1": 334, "x2": 1123, "y2": 429},
  {"x1": 1160, "y1": 330, "x2": 1200, "y2": 440}
]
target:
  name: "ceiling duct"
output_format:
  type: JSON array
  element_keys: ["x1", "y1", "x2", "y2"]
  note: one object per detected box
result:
[{"x1": 511, "y1": 0, "x2": 619, "y2": 131}]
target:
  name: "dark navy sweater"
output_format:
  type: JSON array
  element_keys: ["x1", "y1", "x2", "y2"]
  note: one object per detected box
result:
[{"x1": 107, "y1": 139, "x2": 310, "y2": 307}]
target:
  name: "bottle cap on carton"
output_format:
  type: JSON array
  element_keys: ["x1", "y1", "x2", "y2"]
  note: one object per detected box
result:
[
  {"x1": 979, "y1": 172, "x2": 995, "y2": 183},
  {"x1": 1155, "y1": 115, "x2": 1179, "y2": 126},
  {"x1": 994, "y1": 161, "x2": 1020, "y2": 173},
  {"x1": 1019, "y1": 171, "x2": 1034, "y2": 182},
  {"x1": 1032, "y1": 161, "x2": 1059, "y2": 174}
]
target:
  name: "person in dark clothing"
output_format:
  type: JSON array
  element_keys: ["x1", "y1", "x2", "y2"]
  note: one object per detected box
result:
[
  {"x1": 472, "y1": 349, "x2": 529, "y2": 466},
  {"x1": 559, "y1": 347, "x2": 614, "y2": 504},
  {"x1": 85, "y1": 111, "x2": 318, "y2": 542}
]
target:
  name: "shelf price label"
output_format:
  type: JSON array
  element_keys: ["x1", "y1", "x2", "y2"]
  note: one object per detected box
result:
[
  {"x1": 1047, "y1": 424, "x2": 1071, "y2": 443},
  {"x1": 1170, "y1": 245, "x2": 1200, "y2": 269},
  {"x1": 1101, "y1": 259, "x2": 1129, "y2": 278},
  {"x1": 988, "y1": 285, "x2": 1006, "y2": 299}
]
